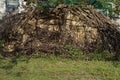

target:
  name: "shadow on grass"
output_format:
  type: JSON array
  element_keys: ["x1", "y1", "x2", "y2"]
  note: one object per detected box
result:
[
  {"x1": 15, "y1": 72, "x2": 23, "y2": 77},
  {"x1": 0, "y1": 57, "x2": 18, "y2": 70},
  {"x1": 112, "y1": 61, "x2": 120, "y2": 68}
]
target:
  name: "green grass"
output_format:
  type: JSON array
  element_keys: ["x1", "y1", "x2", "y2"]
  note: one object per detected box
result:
[{"x1": 0, "y1": 56, "x2": 120, "y2": 80}]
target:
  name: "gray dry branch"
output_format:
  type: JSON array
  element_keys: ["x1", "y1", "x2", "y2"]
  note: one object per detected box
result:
[{"x1": 0, "y1": 5, "x2": 120, "y2": 59}]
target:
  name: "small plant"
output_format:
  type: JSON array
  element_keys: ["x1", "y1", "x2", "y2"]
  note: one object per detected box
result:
[
  {"x1": 89, "y1": 48, "x2": 114, "y2": 61},
  {"x1": 64, "y1": 45, "x2": 82, "y2": 56},
  {"x1": 0, "y1": 40, "x2": 4, "y2": 46}
]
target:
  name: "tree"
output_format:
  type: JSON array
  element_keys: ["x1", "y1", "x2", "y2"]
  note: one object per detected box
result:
[
  {"x1": 96, "y1": 0, "x2": 120, "y2": 17},
  {"x1": 26, "y1": 0, "x2": 120, "y2": 18}
]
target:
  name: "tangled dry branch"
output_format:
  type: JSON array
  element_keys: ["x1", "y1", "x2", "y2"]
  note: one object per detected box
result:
[{"x1": 0, "y1": 5, "x2": 120, "y2": 59}]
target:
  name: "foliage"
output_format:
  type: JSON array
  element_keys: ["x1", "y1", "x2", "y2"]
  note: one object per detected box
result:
[
  {"x1": 31, "y1": 0, "x2": 119, "y2": 18},
  {"x1": 38, "y1": 0, "x2": 57, "y2": 8},
  {"x1": 26, "y1": 0, "x2": 119, "y2": 13},
  {"x1": 89, "y1": 51, "x2": 114, "y2": 61},
  {"x1": 26, "y1": 0, "x2": 35, "y2": 4},
  {"x1": 63, "y1": 45, "x2": 117, "y2": 61},
  {"x1": 0, "y1": 40, "x2": 4, "y2": 46},
  {"x1": 64, "y1": 45, "x2": 82, "y2": 56}
]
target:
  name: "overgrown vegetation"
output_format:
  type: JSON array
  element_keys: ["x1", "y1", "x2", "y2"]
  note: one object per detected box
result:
[
  {"x1": 63, "y1": 45, "x2": 115, "y2": 61},
  {"x1": 64, "y1": 45, "x2": 82, "y2": 56}
]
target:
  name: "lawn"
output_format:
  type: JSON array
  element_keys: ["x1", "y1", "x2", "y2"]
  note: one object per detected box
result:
[{"x1": 0, "y1": 56, "x2": 120, "y2": 80}]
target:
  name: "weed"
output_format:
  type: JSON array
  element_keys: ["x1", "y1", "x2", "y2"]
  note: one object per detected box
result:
[
  {"x1": 64, "y1": 45, "x2": 82, "y2": 56},
  {"x1": 0, "y1": 39, "x2": 4, "y2": 46}
]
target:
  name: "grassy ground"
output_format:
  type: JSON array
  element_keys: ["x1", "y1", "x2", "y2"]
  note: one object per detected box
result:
[{"x1": 0, "y1": 56, "x2": 120, "y2": 80}]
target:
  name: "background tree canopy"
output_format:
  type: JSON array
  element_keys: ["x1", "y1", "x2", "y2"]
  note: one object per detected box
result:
[{"x1": 26, "y1": 0, "x2": 120, "y2": 18}]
